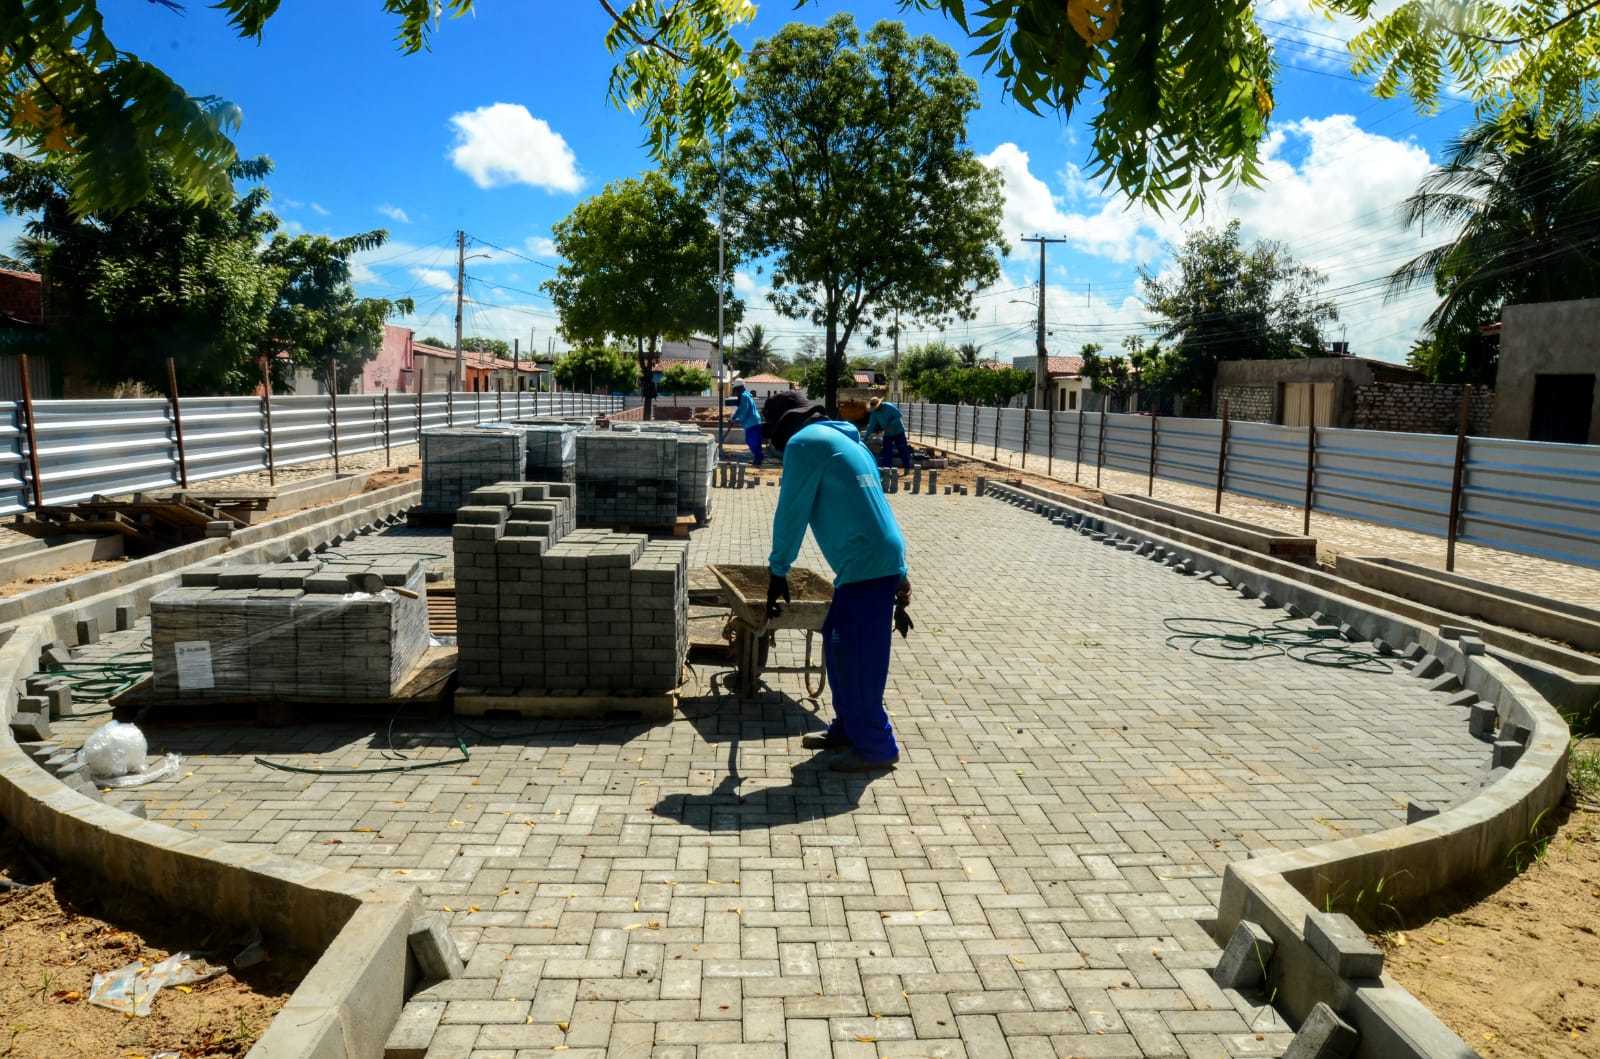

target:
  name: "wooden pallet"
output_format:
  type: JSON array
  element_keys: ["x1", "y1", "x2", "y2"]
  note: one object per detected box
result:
[
  {"x1": 426, "y1": 587, "x2": 457, "y2": 637},
  {"x1": 13, "y1": 493, "x2": 247, "y2": 551},
  {"x1": 581, "y1": 514, "x2": 699, "y2": 538},
  {"x1": 454, "y1": 685, "x2": 678, "y2": 721}
]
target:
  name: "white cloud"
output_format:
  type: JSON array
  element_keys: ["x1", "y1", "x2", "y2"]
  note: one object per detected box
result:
[
  {"x1": 410, "y1": 267, "x2": 458, "y2": 292},
  {"x1": 524, "y1": 235, "x2": 558, "y2": 258},
  {"x1": 377, "y1": 204, "x2": 411, "y2": 224},
  {"x1": 309, "y1": 202, "x2": 330, "y2": 216},
  {"x1": 448, "y1": 103, "x2": 583, "y2": 193}
]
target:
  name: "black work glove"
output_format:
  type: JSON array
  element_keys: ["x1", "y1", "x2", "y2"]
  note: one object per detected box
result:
[
  {"x1": 894, "y1": 579, "x2": 914, "y2": 639},
  {"x1": 766, "y1": 572, "x2": 791, "y2": 619}
]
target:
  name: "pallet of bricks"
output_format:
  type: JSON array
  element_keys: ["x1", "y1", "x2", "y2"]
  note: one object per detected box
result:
[
  {"x1": 418, "y1": 427, "x2": 527, "y2": 517},
  {"x1": 451, "y1": 480, "x2": 688, "y2": 719},
  {"x1": 508, "y1": 420, "x2": 579, "y2": 483},
  {"x1": 147, "y1": 559, "x2": 430, "y2": 706},
  {"x1": 578, "y1": 425, "x2": 713, "y2": 529}
]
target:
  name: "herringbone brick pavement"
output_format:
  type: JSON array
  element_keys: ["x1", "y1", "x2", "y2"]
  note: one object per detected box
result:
[{"x1": 61, "y1": 484, "x2": 1490, "y2": 1058}]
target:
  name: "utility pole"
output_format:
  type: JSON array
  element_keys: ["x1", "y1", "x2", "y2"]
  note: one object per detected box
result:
[
  {"x1": 1021, "y1": 235, "x2": 1066, "y2": 412},
  {"x1": 453, "y1": 230, "x2": 466, "y2": 394}
]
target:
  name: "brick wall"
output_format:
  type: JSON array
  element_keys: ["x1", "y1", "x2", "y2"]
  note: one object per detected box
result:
[
  {"x1": 1216, "y1": 385, "x2": 1274, "y2": 422},
  {"x1": 1354, "y1": 382, "x2": 1495, "y2": 436}
]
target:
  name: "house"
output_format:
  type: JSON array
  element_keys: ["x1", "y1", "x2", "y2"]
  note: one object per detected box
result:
[
  {"x1": 739, "y1": 373, "x2": 794, "y2": 399},
  {"x1": 359, "y1": 325, "x2": 417, "y2": 393},
  {"x1": 1214, "y1": 355, "x2": 1422, "y2": 428},
  {"x1": 1490, "y1": 299, "x2": 1600, "y2": 444},
  {"x1": 0, "y1": 269, "x2": 52, "y2": 399},
  {"x1": 406, "y1": 342, "x2": 544, "y2": 394},
  {"x1": 1011, "y1": 355, "x2": 1086, "y2": 411}
]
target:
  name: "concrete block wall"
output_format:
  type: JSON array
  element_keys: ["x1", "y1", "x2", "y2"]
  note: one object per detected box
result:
[
  {"x1": 150, "y1": 559, "x2": 428, "y2": 700},
  {"x1": 452, "y1": 481, "x2": 688, "y2": 694},
  {"x1": 420, "y1": 427, "x2": 527, "y2": 514},
  {"x1": 1353, "y1": 382, "x2": 1495, "y2": 436},
  {"x1": 1216, "y1": 384, "x2": 1275, "y2": 423}
]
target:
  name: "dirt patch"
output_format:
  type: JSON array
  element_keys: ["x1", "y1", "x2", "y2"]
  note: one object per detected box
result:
[
  {"x1": 0, "y1": 830, "x2": 310, "y2": 1058},
  {"x1": 0, "y1": 557, "x2": 132, "y2": 600},
  {"x1": 1378, "y1": 799, "x2": 1600, "y2": 1057},
  {"x1": 364, "y1": 464, "x2": 420, "y2": 492}
]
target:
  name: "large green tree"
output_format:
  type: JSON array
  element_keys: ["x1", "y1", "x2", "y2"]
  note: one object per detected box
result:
[
  {"x1": 1388, "y1": 114, "x2": 1600, "y2": 384},
  {"x1": 542, "y1": 170, "x2": 736, "y2": 420},
  {"x1": 8, "y1": 2, "x2": 1600, "y2": 218},
  {"x1": 1138, "y1": 220, "x2": 1336, "y2": 404},
  {"x1": 899, "y1": 341, "x2": 959, "y2": 397},
  {"x1": 422, "y1": 335, "x2": 511, "y2": 357},
  {"x1": 702, "y1": 16, "x2": 1005, "y2": 417},
  {"x1": 552, "y1": 344, "x2": 638, "y2": 393}
]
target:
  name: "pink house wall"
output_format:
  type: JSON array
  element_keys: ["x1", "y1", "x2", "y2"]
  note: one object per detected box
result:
[{"x1": 362, "y1": 325, "x2": 416, "y2": 393}]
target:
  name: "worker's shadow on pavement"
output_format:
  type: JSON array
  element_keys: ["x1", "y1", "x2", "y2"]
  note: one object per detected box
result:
[{"x1": 652, "y1": 673, "x2": 879, "y2": 832}]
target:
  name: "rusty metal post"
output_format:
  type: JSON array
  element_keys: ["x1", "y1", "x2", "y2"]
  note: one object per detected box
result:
[
  {"x1": 383, "y1": 388, "x2": 392, "y2": 466},
  {"x1": 17, "y1": 354, "x2": 44, "y2": 510},
  {"x1": 1095, "y1": 408, "x2": 1106, "y2": 489},
  {"x1": 329, "y1": 359, "x2": 342, "y2": 475},
  {"x1": 934, "y1": 402, "x2": 942, "y2": 447},
  {"x1": 260, "y1": 357, "x2": 277, "y2": 486},
  {"x1": 1047, "y1": 408, "x2": 1055, "y2": 478},
  {"x1": 1020, "y1": 406, "x2": 1029, "y2": 470},
  {"x1": 992, "y1": 406, "x2": 1001, "y2": 461},
  {"x1": 1445, "y1": 385, "x2": 1473, "y2": 572},
  {"x1": 475, "y1": 386, "x2": 481, "y2": 423},
  {"x1": 415, "y1": 379, "x2": 424, "y2": 448},
  {"x1": 1147, "y1": 413, "x2": 1158, "y2": 496},
  {"x1": 970, "y1": 404, "x2": 978, "y2": 455},
  {"x1": 1302, "y1": 417, "x2": 1316, "y2": 537},
  {"x1": 1074, "y1": 410, "x2": 1084, "y2": 483},
  {"x1": 497, "y1": 387, "x2": 503, "y2": 421},
  {"x1": 1214, "y1": 399, "x2": 1230, "y2": 514},
  {"x1": 447, "y1": 377, "x2": 455, "y2": 427},
  {"x1": 165, "y1": 356, "x2": 189, "y2": 488}
]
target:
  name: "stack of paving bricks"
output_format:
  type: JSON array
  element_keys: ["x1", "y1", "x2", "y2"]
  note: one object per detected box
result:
[
  {"x1": 508, "y1": 421, "x2": 578, "y2": 483},
  {"x1": 149, "y1": 559, "x2": 429, "y2": 701},
  {"x1": 420, "y1": 427, "x2": 526, "y2": 515},
  {"x1": 574, "y1": 429, "x2": 680, "y2": 526},
  {"x1": 451, "y1": 481, "x2": 688, "y2": 695},
  {"x1": 591, "y1": 423, "x2": 715, "y2": 523}
]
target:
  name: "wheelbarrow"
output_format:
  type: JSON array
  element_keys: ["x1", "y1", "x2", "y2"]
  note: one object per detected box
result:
[{"x1": 707, "y1": 563, "x2": 833, "y2": 698}]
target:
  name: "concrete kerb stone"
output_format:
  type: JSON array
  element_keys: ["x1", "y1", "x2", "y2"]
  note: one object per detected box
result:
[{"x1": 980, "y1": 479, "x2": 1571, "y2": 1059}]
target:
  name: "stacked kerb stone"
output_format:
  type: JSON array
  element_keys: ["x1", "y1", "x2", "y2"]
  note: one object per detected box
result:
[
  {"x1": 575, "y1": 430, "x2": 679, "y2": 526},
  {"x1": 150, "y1": 559, "x2": 428, "y2": 701},
  {"x1": 420, "y1": 427, "x2": 527, "y2": 515},
  {"x1": 451, "y1": 483, "x2": 688, "y2": 695},
  {"x1": 509, "y1": 422, "x2": 579, "y2": 483}
]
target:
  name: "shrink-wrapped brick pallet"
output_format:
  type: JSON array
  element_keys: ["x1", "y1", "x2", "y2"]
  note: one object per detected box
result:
[{"x1": 420, "y1": 427, "x2": 526, "y2": 515}]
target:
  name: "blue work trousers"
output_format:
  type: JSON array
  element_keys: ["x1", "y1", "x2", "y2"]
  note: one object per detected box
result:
[
  {"x1": 820, "y1": 573, "x2": 901, "y2": 762},
  {"x1": 744, "y1": 424, "x2": 764, "y2": 466},
  {"x1": 879, "y1": 432, "x2": 911, "y2": 471}
]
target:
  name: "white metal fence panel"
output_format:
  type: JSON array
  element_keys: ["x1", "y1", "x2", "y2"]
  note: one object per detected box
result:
[
  {"x1": 1, "y1": 404, "x2": 28, "y2": 515},
  {"x1": 1154, "y1": 416, "x2": 1223, "y2": 489},
  {"x1": 998, "y1": 408, "x2": 1025, "y2": 456},
  {"x1": 1226, "y1": 420, "x2": 1306, "y2": 507},
  {"x1": 182, "y1": 396, "x2": 270, "y2": 485},
  {"x1": 1101, "y1": 413, "x2": 1152, "y2": 477},
  {"x1": 1460, "y1": 437, "x2": 1600, "y2": 567},
  {"x1": 30, "y1": 398, "x2": 179, "y2": 505},
  {"x1": 1024, "y1": 409, "x2": 1050, "y2": 462},
  {"x1": 1314, "y1": 428, "x2": 1454, "y2": 538}
]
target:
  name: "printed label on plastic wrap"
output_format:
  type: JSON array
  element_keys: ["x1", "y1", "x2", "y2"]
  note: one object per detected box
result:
[{"x1": 174, "y1": 641, "x2": 215, "y2": 690}]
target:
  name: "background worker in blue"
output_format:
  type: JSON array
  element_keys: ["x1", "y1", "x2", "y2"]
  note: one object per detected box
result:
[
  {"x1": 730, "y1": 379, "x2": 764, "y2": 466},
  {"x1": 762, "y1": 391, "x2": 914, "y2": 772},
  {"x1": 862, "y1": 396, "x2": 912, "y2": 471}
]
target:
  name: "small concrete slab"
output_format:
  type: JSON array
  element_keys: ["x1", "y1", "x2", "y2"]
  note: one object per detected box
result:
[
  {"x1": 1213, "y1": 920, "x2": 1275, "y2": 990},
  {"x1": 1282, "y1": 1001, "x2": 1358, "y2": 1059},
  {"x1": 408, "y1": 913, "x2": 464, "y2": 983},
  {"x1": 1304, "y1": 912, "x2": 1383, "y2": 979}
]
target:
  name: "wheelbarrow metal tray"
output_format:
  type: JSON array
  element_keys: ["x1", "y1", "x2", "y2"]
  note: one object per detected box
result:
[{"x1": 707, "y1": 563, "x2": 832, "y2": 634}]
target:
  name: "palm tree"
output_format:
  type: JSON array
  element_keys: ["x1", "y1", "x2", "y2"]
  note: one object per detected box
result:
[
  {"x1": 956, "y1": 341, "x2": 982, "y2": 368},
  {"x1": 731, "y1": 324, "x2": 776, "y2": 378},
  {"x1": 1390, "y1": 114, "x2": 1600, "y2": 382}
]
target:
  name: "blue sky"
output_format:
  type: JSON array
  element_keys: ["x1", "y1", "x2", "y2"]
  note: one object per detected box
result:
[{"x1": 19, "y1": 1, "x2": 1466, "y2": 366}]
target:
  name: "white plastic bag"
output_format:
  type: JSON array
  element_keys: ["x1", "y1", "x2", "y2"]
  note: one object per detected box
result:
[{"x1": 78, "y1": 720, "x2": 148, "y2": 780}]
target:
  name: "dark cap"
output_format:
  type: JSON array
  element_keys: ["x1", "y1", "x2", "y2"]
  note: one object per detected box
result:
[{"x1": 762, "y1": 390, "x2": 824, "y2": 451}]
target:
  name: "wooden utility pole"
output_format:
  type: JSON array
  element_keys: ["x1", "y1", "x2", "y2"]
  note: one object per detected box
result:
[
  {"x1": 1021, "y1": 235, "x2": 1066, "y2": 414},
  {"x1": 453, "y1": 229, "x2": 466, "y2": 394}
]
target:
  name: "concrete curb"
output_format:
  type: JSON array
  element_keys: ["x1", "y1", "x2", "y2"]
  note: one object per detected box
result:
[
  {"x1": 0, "y1": 484, "x2": 432, "y2": 1059},
  {"x1": 984, "y1": 480, "x2": 1570, "y2": 1059}
]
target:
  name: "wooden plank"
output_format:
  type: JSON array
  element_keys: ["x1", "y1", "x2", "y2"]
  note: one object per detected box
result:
[{"x1": 454, "y1": 687, "x2": 678, "y2": 721}]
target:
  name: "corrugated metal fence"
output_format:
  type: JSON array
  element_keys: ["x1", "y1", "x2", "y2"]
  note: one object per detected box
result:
[
  {"x1": 0, "y1": 389, "x2": 622, "y2": 516},
  {"x1": 904, "y1": 402, "x2": 1600, "y2": 571}
]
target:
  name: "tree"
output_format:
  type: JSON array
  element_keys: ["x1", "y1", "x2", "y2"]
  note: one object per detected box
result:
[
  {"x1": 956, "y1": 341, "x2": 982, "y2": 369},
  {"x1": 729, "y1": 324, "x2": 776, "y2": 379},
  {"x1": 1080, "y1": 338, "x2": 1171, "y2": 412},
  {"x1": 899, "y1": 341, "x2": 958, "y2": 397},
  {"x1": 660, "y1": 362, "x2": 712, "y2": 401},
  {"x1": 553, "y1": 345, "x2": 637, "y2": 393},
  {"x1": 259, "y1": 231, "x2": 414, "y2": 393},
  {"x1": 543, "y1": 171, "x2": 735, "y2": 420},
  {"x1": 0, "y1": 151, "x2": 280, "y2": 394},
  {"x1": 701, "y1": 16, "x2": 1005, "y2": 417},
  {"x1": 1388, "y1": 114, "x2": 1600, "y2": 385},
  {"x1": 1138, "y1": 220, "x2": 1336, "y2": 403},
  {"x1": 422, "y1": 335, "x2": 510, "y2": 356}
]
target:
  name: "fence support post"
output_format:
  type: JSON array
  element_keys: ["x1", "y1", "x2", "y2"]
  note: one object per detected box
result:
[
  {"x1": 329, "y1": 360, "x2": 342, "y2": 476},
  {"x1": 165, "y1": 356, "x2": 189, "y2": 488},
  {"x1": 1021, "y1": 406, "x2": 1029, "y2": 470},
  {"x1": 260, "y1": 358, "x2": 277, "y2": 486},
  {"x1": 934, "y1": 402, "x2": 941, "y2": 448},
  {"x1": 415, "y1": 382, "x2": 424, "y2": 449},
  {"x1": 497, "y1": 387, "x2": 503, "y2": 421},
  {"x1": 1075, "y1": 411, "x2": 1085, "y2": 483},
  {"x1": 970, "y1": 404, "x2": 977, "y2": 455},
  {"x1": 1302, "y1": 417, "x2": 1316, "y2": 537},
  {"x1": 17, "y1": 354, "x2": 43, "y2": 511},
  {"x1": 447, "y1": 378, "x2": 455, "y2": 427},
  {"x1": 1445, "y1": 385, "x2": 1473, "y2": 572},
  {"x1": 475, "y1": 387, "x2": 481, "y2": 423},
  {"x1": 992, "y1": 407, "x2": 1000, "y2": 461},
  {"x1": 383, "y1": 388, "x2": 391, "y2": 466},
  {"x1": 1095, "y1": 408, "x2": 1106, "y2": 489},
  {"x1": 1047, "y1": 409, "x2": 1055, "y2": 478},
  {"x1": 1214, "y1": 399, "x2": 1230, "y2": 514},
  {"x1": 1147, "y1": 413, "x2": 1158, "y2": 496}
]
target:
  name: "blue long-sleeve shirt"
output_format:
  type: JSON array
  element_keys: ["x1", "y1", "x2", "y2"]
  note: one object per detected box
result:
[
  {"x1": 733, "y1": 390, "x2": 761, "y2": 429},
  {"x1": 769, "y1": 420, "x2": 907, "y2": 587},
  {"x1": 863, "y1": 401, "x2": 906, "y2": 437}
]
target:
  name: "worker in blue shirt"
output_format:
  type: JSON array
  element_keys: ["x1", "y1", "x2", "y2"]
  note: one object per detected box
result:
[
  {"x1": 862, "y1": 396, "x2": 912, "y2": 471},
  {"x1": 731, "y1": 379, "x2": 764, "y2": 466},
  {"x1": 762, "y1": 390, "x2": 913, "y2": 772}
]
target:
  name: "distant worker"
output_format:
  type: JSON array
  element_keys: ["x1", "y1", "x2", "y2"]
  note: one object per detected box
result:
[
  {"x1": 762, "y1": 391, "x2": 914, "y2": 773},
  {"x1": 731, "y1": 379, "x2": 764, "y2": 466},
  {"x1": 863, "y1": 396, "x2": 912, "y2": 471}
]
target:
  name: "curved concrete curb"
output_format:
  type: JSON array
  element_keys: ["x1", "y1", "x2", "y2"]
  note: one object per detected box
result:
[
  {"x1": 0, "y1": 484, "x2": 432, "y2": 1059},
  {"x1": 984, "y1": 480, "x2": 1571, "y2": 1059}
]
